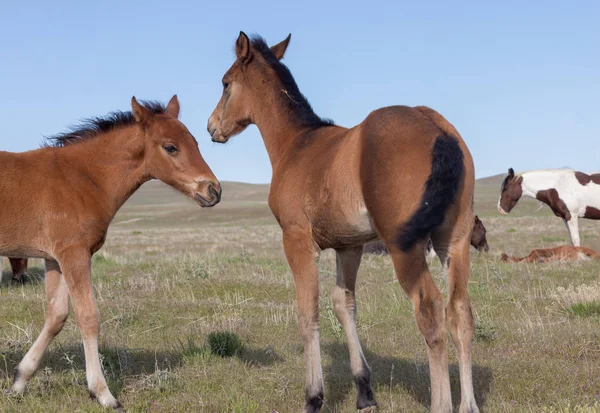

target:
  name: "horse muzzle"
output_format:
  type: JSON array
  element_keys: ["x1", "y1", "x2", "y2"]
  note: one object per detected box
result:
[{"x1": 194, "y1": 182, "x2": 222, "y2": 207}]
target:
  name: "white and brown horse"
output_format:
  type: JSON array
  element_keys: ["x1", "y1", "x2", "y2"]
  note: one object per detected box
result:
[
  {"x1": 208, "y1": 32, "x2": 479, "y2": 413},
  {"x1": 498, "y1": 168, "x2": 600, "y2": 246}
]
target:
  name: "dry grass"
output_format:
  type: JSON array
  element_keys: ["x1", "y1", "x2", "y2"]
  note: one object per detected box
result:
[{"x1": 1, "y1": 178, "x2": 600, "y2": 412}]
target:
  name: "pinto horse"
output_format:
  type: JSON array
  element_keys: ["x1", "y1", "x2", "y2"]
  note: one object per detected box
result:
[
  {"x1": 498, "y1": 168, "x2": 600, "y2": 246},
  {"x1": 208, "y1": 33, "x2": 479, "y2": 413},
  {"x1": 501, "y1": 246, "x2": 600, "y2": 263},
  {"x1": 0, "y1": 96, "x2": 220, "y2": 409}
]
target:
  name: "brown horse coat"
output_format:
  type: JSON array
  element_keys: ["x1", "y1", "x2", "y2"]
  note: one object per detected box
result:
[
  {"x1": 208, "y1": 33, "x2": 479, "y2": 413},
  {"x1": 1, "y1": 97, "x2": 220, "y2": 409}
]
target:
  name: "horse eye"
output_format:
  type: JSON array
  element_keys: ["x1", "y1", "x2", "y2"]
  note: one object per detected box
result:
[
  {"x1": 223, "y1": 82, "x2": 230, "y2": 91},
  {"x1": 163, "y1": 144, "x2": 178, "y2": 154}
]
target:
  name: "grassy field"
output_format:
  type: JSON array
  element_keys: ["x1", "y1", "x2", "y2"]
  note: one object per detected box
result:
[{"x1": 1, "y1": 176, "x2": 600, "y2": 412}]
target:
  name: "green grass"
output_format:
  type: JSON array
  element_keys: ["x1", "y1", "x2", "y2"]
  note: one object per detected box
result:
[
  {"x1": 567, "y1": 302, "x2": 600, "y2": 318},
  {"x1": 1, "y1": 178, "x2": 600, "y2": 412},
  {"x1": 206, "y1": 331, "x2": 243, "y2": 357}
]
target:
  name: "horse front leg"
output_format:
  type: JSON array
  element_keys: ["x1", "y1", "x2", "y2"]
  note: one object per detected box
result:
[
  {"x1": 564, "y1": 216, "x2": 580, "y2": 246},
  {"x1": 282, "y1": 226, "x2": 323, "y2": 413}
]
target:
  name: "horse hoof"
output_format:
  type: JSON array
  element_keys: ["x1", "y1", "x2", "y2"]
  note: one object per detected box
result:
[
  {"x1": 359, "y1": 406, "x2": 377, "y2": 412},
  {"x1": 459, "y1": 401, "x2": 480, "y2": 413},
  {"x1": 90, "y1": 391, "x2": 123, "y2": 410}
]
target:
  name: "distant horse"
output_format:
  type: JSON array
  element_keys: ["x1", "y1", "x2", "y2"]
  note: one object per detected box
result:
[
  {"x1": 498, "y1": 168, "x2": 600, "y2": 246},
  {"x1": 1, "y1": 96, "x2": 220, "y2": 409},
  {"x1": 208, "y1": 33, "x2": 479, "y2": 413},
  {"x1": 364, "y1": 215, "x2": 489, "y2": 256},
  {"x1": 501, "y1": 246, "x2": 600, "y2": 263},
  {"x1": 9, "y1": 258, "x2": 28, "y2": 282},
  {"x1": 0, "y1": 258, "x2": 28, "y2": 283}
]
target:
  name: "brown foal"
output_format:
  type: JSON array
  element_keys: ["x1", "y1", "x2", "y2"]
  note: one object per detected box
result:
[
  {"x1": 208, "y1": 33, "x2": 478, "y2": 413},
  {"x1": 0, "y1": 96, "x2": 220, "y2": 408},
  {"x1": 501, "y1": 246, "x2": 600, "y2": 263}
]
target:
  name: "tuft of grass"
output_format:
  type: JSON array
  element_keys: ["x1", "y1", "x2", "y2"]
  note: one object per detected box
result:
[
  {"x1": 507, "y1": 228, "x2": 517, "y2": 233},
  {"x1": 206, "y1": 331, "x2": 243, "y2": 358},
  {"x1": 183, "y1": 260, "x2": 210, "y2": 279},
  {"x1": 552, "y1": 282, "x2": 600, "y2": 318},
  {"x1": 566, "y1": 302, "x2": 600, "y2": 318},
  {"x1": 131, "y1": 230, "x2": 143, "y2": 235},
  {"x1": 474, "y1": 319, "x2": 497, "y2": 343}
]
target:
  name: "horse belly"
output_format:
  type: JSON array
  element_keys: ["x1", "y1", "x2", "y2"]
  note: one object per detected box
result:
[
  {"x1": 0, "y1": 245, "x2": 52, "y2": 260},
  {"x1": 312, "y1": 205, "x2": 378, "y2": 249},
  {"x1": 578, "y1": 186, "x2": 600, "y2": 218}
]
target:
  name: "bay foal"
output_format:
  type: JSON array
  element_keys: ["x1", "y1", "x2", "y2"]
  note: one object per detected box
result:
[
  {"x1": 1, "y1": 96, "x2": 220, "y2": 408},
  {"x1": 208, "y1": 33, "x2": 478, "y2": 413}
]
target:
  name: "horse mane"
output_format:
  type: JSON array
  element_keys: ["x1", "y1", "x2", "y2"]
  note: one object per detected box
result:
[
  {"x1": 44, "y1": 101, "x2": 167, "y2": 147},
  {"x1": 250, "y1": 36, "x2": 334, "y2": 129}
]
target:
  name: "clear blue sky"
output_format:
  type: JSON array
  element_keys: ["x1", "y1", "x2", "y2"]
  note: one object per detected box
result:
[{"x1": 1, "y1": 1, "x2": 598, "y2": 183}]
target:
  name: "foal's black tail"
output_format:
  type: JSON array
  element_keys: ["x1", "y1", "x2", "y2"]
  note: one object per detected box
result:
[{"x1": 396, "y1": 134, "x2": 464, "y2": 252}]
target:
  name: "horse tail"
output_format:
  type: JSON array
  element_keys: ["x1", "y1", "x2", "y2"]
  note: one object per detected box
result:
[{"x1": 396, "y1": 134, "x2": 464, "y2": 252}]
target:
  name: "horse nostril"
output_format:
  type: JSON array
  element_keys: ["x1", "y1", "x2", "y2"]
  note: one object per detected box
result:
[{"x1": 208, "y1": 183, "x2": 221, "y2": 202}]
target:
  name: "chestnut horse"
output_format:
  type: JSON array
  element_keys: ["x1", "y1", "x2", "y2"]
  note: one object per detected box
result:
[
  {"x1": 1, "y1": 96, "x2": 220, "y2": 409},
  {"x1": 501, "y1": 246, "x2": 600, "y2": 263},
  {"x1": 498, "y1": 168, "x2": 600, "y2": 246},
  {"x1": 208, "y1": 33, "x2": 478, "y2": 413}
]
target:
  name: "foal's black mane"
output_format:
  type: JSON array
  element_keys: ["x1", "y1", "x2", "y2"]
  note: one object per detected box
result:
[
  {"x1": 44, "y1": 101, "x2": 167, "y2": 147},
  {"x1": 250, "y1": 36, "x2": 334, "y2": 128}
]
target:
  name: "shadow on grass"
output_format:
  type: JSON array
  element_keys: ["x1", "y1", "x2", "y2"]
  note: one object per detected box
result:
[
  {"x1": 0, "y1": 341, "x2": 284, "y2": 398},
  {"x1": 323, "y1": 342, "x2": 493, "y2": 411},
  {"x1": 239, "y1": 345, "x2": 284, "y2": 367},
  {"x1": 0, "y1": 343, "x2": 180, "y2": 396}
]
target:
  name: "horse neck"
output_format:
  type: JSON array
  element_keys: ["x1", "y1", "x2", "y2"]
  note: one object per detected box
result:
[
  {"x1": 521, "y1": 170, "x2": 563, "y2": 198},
  {"x1": 62, "y1": 127, "x2": 150, "y2": 217},
  {"x1": 251, "y1": 86, "x2": 322, "y2": 169}
]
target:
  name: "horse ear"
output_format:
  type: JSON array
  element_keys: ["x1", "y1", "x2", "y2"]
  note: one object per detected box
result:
[
  {"x1": 475, "y1": 215, "x2": 480, "y2": 221},
  {"x1": 131, "y1": 97, "x2": 152, "y2": 125},
  {"x1": 236, "y1": 31, "x2": 251, "y2": 64},
  {"x1": 508, "y1": 167, "x2": 515, "y2": 177},
  {"x1": 166, "y1": 95, "x2": 180, "y2": 119},
  {"x1": 270, "y1": 33, "x2": 291, "y2": 60}
]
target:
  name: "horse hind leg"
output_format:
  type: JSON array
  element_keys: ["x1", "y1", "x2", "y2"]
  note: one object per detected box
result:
[
  {"x1": 388, "y1": 242, "x2": 452, "y2": 412},
  {"x1": 432, "y1": 232, "x2": 479, "y2": 413},
  {"x1": 332, "y1": 247, "x2": 376, "y2": 411},
  {"x1": 12, "y1": 260, "x2": 69, "y2": 393}
]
